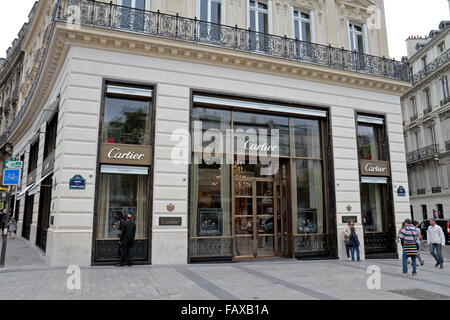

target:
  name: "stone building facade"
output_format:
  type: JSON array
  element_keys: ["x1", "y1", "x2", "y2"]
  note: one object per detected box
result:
[{"x1": 0, "y1": 0, "x2": 410, "y2": 266}]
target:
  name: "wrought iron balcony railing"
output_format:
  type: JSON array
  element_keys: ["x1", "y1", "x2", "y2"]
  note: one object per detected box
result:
[
  {"x1": 432, "y1": 186, "x2": 442, "y2": 194},
  {"x1": 412, "y1": 47, "x2": 450, "y2": 84},
  {"x1": 441, "y1": 96, "x2": 450, "y2": 107},
  {"x1": 417, "y1": 188, "x2": 426, "y2": 195},
  {"x1": 445, "y1": 140, "x2": 450, "y2": 152},
  {"x1": 406, "y1": 144, "x2": 439, "y2": 163},
  {"x1": 423, "y1": 106, "x2": 433, "y2": 115},
  {"x1": 57, "y1": 0, "x2": 410, "y2": 81}
]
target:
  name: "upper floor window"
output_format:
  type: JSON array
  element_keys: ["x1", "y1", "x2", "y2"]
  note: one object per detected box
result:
[
  {"x1": 441, "y1": 76, "x2": 449, "y2": 100},
  {"x1": 410, "y1": 96, "x2": 417, "y2": 116},
  {"x1": 413, "y1": 132, "x2": 420, "y2": 150},
  {"x1": 421, "y1": 55, "x2": 427, "y2": 71},
  {"x1": 28, "y1": 139, "x2": 39, "y2": 174},
  {"x1": 198, "y1": 0, "x2": 224, "y2": 41},
  {"x1": 103, "y1": 84, "x2": 153, "y2": 146},
  {"x1": 199, "y1": 0, "x2": 223, "y2": 24},
  {"x1": 292, "y1": 9, "x2": 314, "y2": 42},
  {"x1": 348, "y1": 22, "x2": 365, "y2": 54},
  {"x1": 118, "y1": 0, "x2": 149, "y2": 10},
  {"x1": 117, "y1": 0, "x2": 150, "y2": 32},
  {"x1": 248, "y1": 0, "x2": 270, "y2": 51},
  {"x1": 43, "y1": 112, "x2": 58, "y2": 159},
  {"x1": 424, "y1": 87, "x2": 431, "y2": 109},
  {"x1": 438, "y1": 41, "x2": 446, "y2": 54},
  {"x1": 428, "y1": 126, "x2": 436, "y2": 145}
]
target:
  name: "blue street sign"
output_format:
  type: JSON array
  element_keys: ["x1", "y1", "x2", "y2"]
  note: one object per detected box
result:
[
  {"x1": 2, "y1": 168, "x2": 21, "y2": 186},
  {"x1": 397, "y1": 186, "x2": 406, "y2": 197}
]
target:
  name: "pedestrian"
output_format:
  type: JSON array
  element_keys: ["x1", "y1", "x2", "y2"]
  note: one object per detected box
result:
[
  {"x1": 427, "y1": 218, "x2": 446, "y2": 269},
  {"x1": 349, "y1": 227, "x2": 361, "y2": 262},
  {"x1": 413, "y1": 220, "x2": 424, "y2": 266},
  {"x1": 343, "y1": 220, "x2": 354, "y2": 261},
  {"x1": 398, "y1": 219, "x2": 419, "y2": 276},
  {"x1": 117, "y1": 214, "x2": 136, "y2": 267},
  {"x1": 8, "y1": 217, "x2": 16, "y2": 239}
]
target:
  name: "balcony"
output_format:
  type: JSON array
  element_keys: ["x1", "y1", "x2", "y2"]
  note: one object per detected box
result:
[
  {"x1": 423, "y1": 106, "x2": 433, "y2": 115},
  {"x1": 417, "y1": 189, "x2": 426, "y2": 195},
  {"x1": 406, "y1": 144, "x2": 439, "y2": 163},
  {"x1": 441, "y1": 96, "x2": 450, "y2": 107},
  {"x1": 57, "y1": 0, "x2": 410, "y2": 82},
  {"x1": 410, "y1": 114, "x2": 418, "y2": 122},
  {"x1": 412, "y1": 47, "x2": 450, "y2": 84},
  {"x1": 11, "y1": 88, "x2": 19, "y2": 102},
  {"x1": 432, "y1": 187, "x2": 442, "y2": 194}
]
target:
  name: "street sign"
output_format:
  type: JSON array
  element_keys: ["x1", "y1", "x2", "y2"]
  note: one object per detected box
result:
[
  {"x1": 2, "y1": 168, "x2": 21, "y2": 186},
  {"x1": 5, "y1": 161, "x2": 22, "y2": 169}
]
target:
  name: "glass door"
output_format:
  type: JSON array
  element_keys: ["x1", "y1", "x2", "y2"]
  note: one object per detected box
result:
[{"x1": 234, "y1": 176, "x2": 279, "y2": 258}]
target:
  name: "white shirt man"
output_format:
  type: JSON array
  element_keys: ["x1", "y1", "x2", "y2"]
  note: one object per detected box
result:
[{"x1": 427, "y1": 219, "x2": 446, "y2": 269}]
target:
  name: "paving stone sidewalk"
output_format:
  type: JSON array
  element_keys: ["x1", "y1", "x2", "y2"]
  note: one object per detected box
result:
[{"x1": 0, "y1": 237, "x2": 449, "y2": 300}]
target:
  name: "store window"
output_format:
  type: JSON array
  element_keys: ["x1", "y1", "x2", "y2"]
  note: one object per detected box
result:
[
  {"x1": 292, "y1": 159, "x2": 324, "y2": 234},
  {"x1": 28, "y1": 139, "x2": 39, "y2": 174},
  {"x1": 97, "y1": 168, "x2": 148, "y2": 240},
  {"x1": 357, "y1": 124, "x2": 381, "y2": 161},
  {"x1": 190, "y1": 95, "x2": 330, "y2": 260},
  {"x1": 94, "y1": 82, "x2": 153, "y2": 263},
  {"x1": 103, "y1": 96, "x2": 151, "y2": 145},
  {"x1": 360, "y1": 183, "x2": 386, "y2": 232},
  {"x1": 357, "y1": 114, "x2": 390, "y2": 236},
  {"x1": 43, "y1": 112, "x2": 58, "y2": 159}
]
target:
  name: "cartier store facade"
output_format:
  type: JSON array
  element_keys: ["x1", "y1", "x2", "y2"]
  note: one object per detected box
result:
[
  {"x1": 92, "y1": 82, "x2": 154, "y2": 264},
  {"x1": 189, "y1": 93, "x2": 337, "y2": 262}
]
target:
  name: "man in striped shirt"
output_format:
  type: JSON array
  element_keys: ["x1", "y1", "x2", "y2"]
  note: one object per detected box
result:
[{"x1": 398, "y1": 219, "x2": 419, "y2": 276}]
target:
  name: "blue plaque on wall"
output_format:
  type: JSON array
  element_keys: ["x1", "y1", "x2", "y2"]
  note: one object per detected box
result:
[
  {"x1": 397, "y1": 186, "x2": 406, "y2": 197},
  {"x1": 69, "y1": 175, "x2": 86, "y2": 190}
]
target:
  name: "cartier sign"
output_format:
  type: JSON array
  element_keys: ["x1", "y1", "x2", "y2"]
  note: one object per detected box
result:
[
  {"x1": 360, "y1": 160, "x2": 390, "y2": 177},
  {"x1": 100, "y1": 144, "x2": 151, "y2": 166}
]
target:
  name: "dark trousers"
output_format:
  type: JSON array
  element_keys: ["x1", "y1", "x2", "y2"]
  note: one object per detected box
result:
[
  {"x1": 120, "y1": 242, "x2": 134, "y2": 266},
  {"x1": 345, "y1": 244, "x2": 351, "y2": 258}
]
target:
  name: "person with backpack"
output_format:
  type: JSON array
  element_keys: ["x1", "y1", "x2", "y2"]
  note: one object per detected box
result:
[
  {"x1": 343, "y1": 220, "x2": 354, "y2": 262},
  {"x1": 349, "y1": 227, "x2": 361, "y2": 262},
  {"x1": 398, "y1": 219, "x2": 419, "y2": 276}
]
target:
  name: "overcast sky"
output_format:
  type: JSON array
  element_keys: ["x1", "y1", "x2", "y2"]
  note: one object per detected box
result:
[{"x1": 0, "y1": 0, "x2": 449, "y2": 61}]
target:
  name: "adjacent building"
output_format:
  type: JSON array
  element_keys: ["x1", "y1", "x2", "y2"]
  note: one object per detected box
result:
[
  {"x1": 0, "y1": 0, "x2": 410, "y2": 266},
  {"x1": 402, "y1": 20, "x2": 450, "y2": 222}
]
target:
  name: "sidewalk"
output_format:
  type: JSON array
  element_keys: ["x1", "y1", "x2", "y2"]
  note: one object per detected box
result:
[{"x1": 0, "y1": 237, "x2": 449, "y2": 300}]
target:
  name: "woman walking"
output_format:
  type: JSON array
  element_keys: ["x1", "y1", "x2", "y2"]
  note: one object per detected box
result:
[{"x1": 8, "y1": 217, "x2": 17, "y2": 239}]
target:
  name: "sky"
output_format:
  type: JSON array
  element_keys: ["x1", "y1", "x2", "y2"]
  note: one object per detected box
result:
[{"x1": 0, "y1": 0, "x2": 449, "y2": 61}]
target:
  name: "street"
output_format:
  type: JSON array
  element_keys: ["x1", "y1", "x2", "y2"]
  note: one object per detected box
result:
[{"x1": 0, "y1": 237, "x2": 449, "y2": 300}]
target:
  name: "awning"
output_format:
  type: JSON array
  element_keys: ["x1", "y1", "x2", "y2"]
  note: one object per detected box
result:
[
  {"x1": 29, "y1": 97, "x2": 60, "y2": 143},
  {"x1": 193, "y1": 95, "x2": 328, "y2": 118},
  {"x1": 361, "y1": 177, "x2": 388, "y2": 184},
  {"x1": 28, "y1": 170, "x2": 53, "y2": 196},
  {"x1": 16, "y1": 183, "x2": 36, "y2": 200}
]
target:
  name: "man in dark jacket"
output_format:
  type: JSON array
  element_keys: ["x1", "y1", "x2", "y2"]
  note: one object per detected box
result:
[{"x1": 117, "y1": 214, "x2": 136, "y2": 267}]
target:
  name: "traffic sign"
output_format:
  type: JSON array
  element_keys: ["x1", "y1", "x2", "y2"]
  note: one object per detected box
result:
[
  {"x1": 5, "y1": 161, "x2": 22, "y2": 169},
  {"x1": 2, "y1": 168, "x2": 21, "y2": 186}
]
